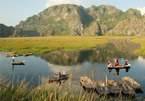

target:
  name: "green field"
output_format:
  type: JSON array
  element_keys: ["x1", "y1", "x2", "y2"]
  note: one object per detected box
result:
[
  {"x1": 0, "y1": 36, "x2": 145, "y2": 55},
  {"x1": 0, "y1": 36, "x2": 109, "y2": 54}
]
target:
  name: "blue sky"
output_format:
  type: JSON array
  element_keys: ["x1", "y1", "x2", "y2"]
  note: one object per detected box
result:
[{"x1": 0, "y1": 0, "x2": 145, "y2": 26}]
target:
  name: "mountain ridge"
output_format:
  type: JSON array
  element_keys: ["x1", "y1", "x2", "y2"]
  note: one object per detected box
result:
[{"x1": 0, "y1": 4, "x2": 145, "y2": 37}]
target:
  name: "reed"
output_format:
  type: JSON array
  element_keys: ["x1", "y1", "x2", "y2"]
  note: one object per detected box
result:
[
  {"x1": 0, "y1": 75, "x2": 133, "y2": 101},
  {"x1": 0, "y1": 36, "x2": 131, "y2": 55}
]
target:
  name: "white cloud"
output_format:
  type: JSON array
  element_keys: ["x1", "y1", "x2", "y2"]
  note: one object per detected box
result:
[
  {"x1": 137, "y1": 7, "x2": 145, "y2": 15},
  {"x1": 45, "y1": 0, "x2": 90, "y2": 8}
]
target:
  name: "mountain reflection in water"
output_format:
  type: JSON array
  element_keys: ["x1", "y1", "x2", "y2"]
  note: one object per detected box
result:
[
  {"x1": 41, "y1": 39, "x2": 141, "y2": 66},
  {"x1": 1, "y1": 39, "x2": 145, "y2": 100}
]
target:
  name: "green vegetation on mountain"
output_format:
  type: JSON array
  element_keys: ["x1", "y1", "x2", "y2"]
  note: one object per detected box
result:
[
  {"x1": 0, "y1": 24, "x2": 14, "y2": 37},
  {"x1": 0, "y1": 4, "x2": 144, "y2": 37},
  {"x1": 11, "y1": 4, "x2": 144, "y2": 37},
  {"x1": 13, "y1": 4, "x2": 94, "y2": 36}
]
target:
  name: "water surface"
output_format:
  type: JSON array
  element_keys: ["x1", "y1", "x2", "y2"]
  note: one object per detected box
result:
[{"x1": 0, "y1": 39, "x2": 145, "y2": 100}]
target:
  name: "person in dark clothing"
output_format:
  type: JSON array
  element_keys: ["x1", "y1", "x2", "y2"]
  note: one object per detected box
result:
[{"x1": 125, "y1": 60, "x2": 128, "y2": 65}]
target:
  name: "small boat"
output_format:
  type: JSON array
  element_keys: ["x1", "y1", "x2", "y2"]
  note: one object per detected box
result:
[
  {"x1": 6, "y1": 53, "x2": 17, "y2": 57},
  {"x1": 80, "y1": 77, "x2": 110, "y2": 95},
  {"x1": 80, "y1": 76, "x2": 96, "y2": 93},
  {"x1": 96, "y1": 86, "x2": 110, "y2": 95},
  {"x1": 107, "y1": 80, "x2": 120, "y2": 95},
  {"x1": 108, "y1": 85, "x2": 120, "y2": 95},
  {"x1": 12, "y1": 61, "x2": 25, "y2": 65},
  {"x1": 108, "y1": 80, "x2": 117, "y2": 86},
  {"x1": 122, "y1": 76, "x2": 143, "y2": 89},
  {"x1": 108, "y1": 64, "x2": 131, "y2": 69},
  {"x1": 119, "y1": 84, "x2": 135, "y2": 95},
  {"x1": 23, "y1": 53, "x2": 33, "y2": 57},
  {"x1": 96, "y1": 80, "x2": 110, "y2": 95},
  {"x1": 48, "y1": 74, "x2": 71, "y2": 83}
]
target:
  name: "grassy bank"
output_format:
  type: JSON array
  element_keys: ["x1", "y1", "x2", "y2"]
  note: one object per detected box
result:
[
  {"x1": 0, "y1": 76, "x2": 132, "y2": 101},
  {"x1": 131, "y1": 37, "x2": 145, "y2": 56},
  {"x1": 0, "y1": 36, "x2": 133, "y2": 55}
]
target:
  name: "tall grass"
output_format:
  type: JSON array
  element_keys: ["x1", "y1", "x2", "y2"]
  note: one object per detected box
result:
[
  {"x1": 0, "y1": 36, "x2": 134, "y2": 55},
  {"x1": 0, "y1": 75, "x2": 133, "y2": 101}
]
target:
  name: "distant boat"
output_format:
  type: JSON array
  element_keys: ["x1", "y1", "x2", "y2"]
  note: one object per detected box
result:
[
  {"x1": 48, "y1": 74, "x2": 71, "y2": 84},
  {"x1": 6, "y1": 53, "x2": 17, "y2": 57},
  {"x1": 23, "y1": 53, "x2": 33, "y2": 57},
  {"x1": 12, "y1": 61, "x2": 25, "y2": 65},
  {"x1": 108, "y1": 64, "x2": 131, "y2": 69}
]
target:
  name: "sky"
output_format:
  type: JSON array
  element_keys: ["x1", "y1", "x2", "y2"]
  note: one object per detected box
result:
[{"x1": 0, "y1": 0, "x2": 145, "y2": 26}]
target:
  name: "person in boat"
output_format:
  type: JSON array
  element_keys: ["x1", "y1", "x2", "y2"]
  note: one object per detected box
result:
[
  {"x1": 12, "y1": 57, "x2": 15, "y2": 62},
  {"x1": 55, "y1": 72, "x2": 61, "y2": 78},
  {"x1": 124, "y1": 60, "x2": 128, "y2": 65},
  {"x1": 59, "y1": 72, "x2": 61, "y2": 77},
  {"x1": 62, "y1": 71, "x2": 66, "y2": 76},
  {"x1": 115, "y1": 59, "x2": 119, "y2": 66},
  {"x1": 108, "y1": 61, "x2": 112, "y2": 67}
]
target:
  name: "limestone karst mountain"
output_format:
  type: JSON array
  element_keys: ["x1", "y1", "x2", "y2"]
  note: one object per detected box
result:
[{"x1": 1, "y1": 4, "x2": 144, "y2": 37}]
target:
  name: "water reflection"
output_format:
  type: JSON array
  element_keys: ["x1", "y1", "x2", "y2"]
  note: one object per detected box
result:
[
  {"x1": 41, "y1": 39, "x2": 140, "y2": 66},
  {"x1": 1, "y1": 39, "x2": 145, "y2": 100},
  {"x1": 108, "y1": 68, "x2": 130, "y2": 76}
]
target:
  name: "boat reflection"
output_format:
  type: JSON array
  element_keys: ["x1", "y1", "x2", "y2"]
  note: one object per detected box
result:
[{"x1": 108, "y1": 67, "x2": 130, "y2": 75}]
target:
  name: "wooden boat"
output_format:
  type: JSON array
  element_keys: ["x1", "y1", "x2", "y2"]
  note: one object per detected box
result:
[
  {"x1": 12, "y1": 61, "x2": 25, "y2": 65},
  {"x1": 108, "y1": 64, "x2": 130, "y2": 69},
  {"x1": 96, "y1": 80, "x2": 110, "y2": 95},
  {"x1": 122, "y1": 76, "x2": 143, "y2": 89},
  {"x1": 96, "y1": 86, "x2": 110, "y2": 95},
  {"x1": 108, "y1": 80, "x2": 117, "y2": 86},
  {"x1": 6, "y1": 53, "x2": 17, "y2": 57},
  {"x1": 108, "y1": 85, "x2": 120, "y2": 95},
  {"x1": 107, "y1": 80, "x2": 120, "y2": 94},
  {"x1": 80, "y1": 76, "x2": 96, "y2": 92},
  {"x1": 48, "y1": 74, "x2": 71, "y2": 84},
  {"x1": 23, "y1": 53, "x2": 33, "y2": 57},
  {"x1": 80, "y1": 77, "x2": 110, "y2": 95},
  {"x1": 119, "y1": 84, "x2": 135, "y2": 95}
]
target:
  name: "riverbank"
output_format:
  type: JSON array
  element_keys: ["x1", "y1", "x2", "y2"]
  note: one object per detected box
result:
[
  {"x1": 131, "y1": 37, "x2": 145, "y2": 56},
  {"x1": 0, "y1": 75, "x2": 133, "y2": 101}
]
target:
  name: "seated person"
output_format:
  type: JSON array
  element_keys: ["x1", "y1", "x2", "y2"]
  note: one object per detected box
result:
[
  {"x1": 62, "y1": 71, "x2": 66, "y2": 76},
  {"x1": 55, "y1": 72, "x2": 60, "y2": 78},
  {"x1": 115, "y1": 59, "x2": 119, "y2": 66},
  {"x1": 124, "y1": 60, "x2": 128, "y2": 65},
  {"x1": 108, "y1": 61, "x2": 112, "y2": 67}
]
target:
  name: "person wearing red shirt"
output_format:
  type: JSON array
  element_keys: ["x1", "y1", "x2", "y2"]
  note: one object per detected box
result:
[{"x1": 115, "y1": 59, "x2": 119, "y2": 66}]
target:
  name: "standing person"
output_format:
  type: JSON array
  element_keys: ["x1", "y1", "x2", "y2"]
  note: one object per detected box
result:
[{"x1": 12, "y1": 57, "x2": 15, "y2": 62}]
